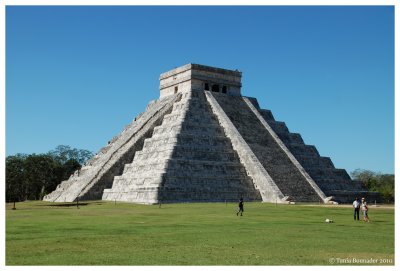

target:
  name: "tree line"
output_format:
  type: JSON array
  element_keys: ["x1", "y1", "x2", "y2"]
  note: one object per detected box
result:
[
  {"x1": 351, "y1": 169, "x2": 395, "y2": 203},
  {"x1": 6, "y1": 145, "x2": 93, "y2": 203}
]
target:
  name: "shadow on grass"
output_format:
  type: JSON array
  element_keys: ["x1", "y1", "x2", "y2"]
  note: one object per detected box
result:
[
  {"x1": 40, "y1": 203, "x2": 89, "y2": 207},
  {"x1": 37, "y1": 201, "x2": 105, "y2": 207}
]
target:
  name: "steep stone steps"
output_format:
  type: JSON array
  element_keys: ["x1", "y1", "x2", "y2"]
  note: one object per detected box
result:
[
  {"x1": 44, "y1": 93, "x2": 180, "y2": 202},
  {"x1": 293, "y1": 156, "x2": 335, "y2": 169},
  {"x1": 103, "y1": 89, "x2": 261, "y2": 203},
  {"x1": 251, "y1": 97, "x2": 371, "y2": 203},
  {"x1": 143, "y1": 136, "x2": 233, "y2": 150},
  {"x1": 212, "y1": 93, "x2": 322, "y2": 202}
]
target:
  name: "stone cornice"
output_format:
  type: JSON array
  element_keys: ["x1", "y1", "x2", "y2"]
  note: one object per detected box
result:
[
  {"x1": 159, "y1": 74, "x2": 242, "y2": 90},
  {"x1": 160, "y1": 63, "x2": 242, "y2": 80}
]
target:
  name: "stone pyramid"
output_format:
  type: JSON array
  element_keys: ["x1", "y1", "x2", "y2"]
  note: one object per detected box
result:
[{"x1": 43, "y1": 64, "x2": 377, "y2": 204}]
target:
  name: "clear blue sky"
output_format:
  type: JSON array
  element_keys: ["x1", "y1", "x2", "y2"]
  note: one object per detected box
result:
[{"x1": 6, "y1": 6, "x2": 394, "y2": 174}]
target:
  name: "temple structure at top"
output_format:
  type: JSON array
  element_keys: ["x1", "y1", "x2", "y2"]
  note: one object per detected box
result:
[{"x1": 159, "y1": 63, "x2": 242, "y2": 98}]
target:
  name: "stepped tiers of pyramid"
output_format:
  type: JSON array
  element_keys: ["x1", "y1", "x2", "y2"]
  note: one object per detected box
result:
[{"x1": 43, "y1": 63, "x2": 379, "y2": 204}]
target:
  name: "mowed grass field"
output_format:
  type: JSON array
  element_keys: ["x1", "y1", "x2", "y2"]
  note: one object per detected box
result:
[{"x1": 6, "y1": 201, "x2": 394, "y2": 265}]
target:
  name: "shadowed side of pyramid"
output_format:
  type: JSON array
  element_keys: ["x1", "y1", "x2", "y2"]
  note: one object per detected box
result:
[
  {"x1": 243, "y1": 98, "x2": 380, "y2": 203},
  {"x1": 208, "y1": 92, "x2": 326, "y2": 203}
]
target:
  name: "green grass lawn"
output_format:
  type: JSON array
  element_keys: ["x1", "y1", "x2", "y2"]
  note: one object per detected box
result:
[{"x1": 5, "y1": 201, "x2": 394, "y2": 265}]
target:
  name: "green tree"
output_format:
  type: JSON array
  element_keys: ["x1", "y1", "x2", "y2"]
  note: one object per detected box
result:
[
  {"x1": 351, "y1": 169, "x2": 376, "y2": 188},
  {"x1": 24, "y1": 154, "x2": 61, "y2": 200},
  {"x1": 6, "y1": 154, "x2": 27, "y2": 207},
  {"x1": 48, "y1": 145, "x2": 93, "y2": 165},
  {"x1": 376, "y1": 174, "x2": 395, "y2": 203},
  {"x1": 6, "y1": 145, "x2": 93, "y2": 203},
  {"x1": 351, "y1": 169, "x2": 395, "y2": 203},
  {"x1": 60, "y1": 159, "x2": 81, "y2": 181}
]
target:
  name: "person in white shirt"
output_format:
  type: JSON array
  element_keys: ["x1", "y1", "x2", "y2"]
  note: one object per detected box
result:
[{"x1": 353, "y1": 197, "x2": 360, "y2": 220}]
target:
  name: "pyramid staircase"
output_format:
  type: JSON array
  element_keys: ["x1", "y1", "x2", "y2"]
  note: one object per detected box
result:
[
  {"x1": 102, "y1": 90, "x2": 262, "y2": 203},
  {"x1": 43, "y1": 94, "x2": 180, "y2": 202}
]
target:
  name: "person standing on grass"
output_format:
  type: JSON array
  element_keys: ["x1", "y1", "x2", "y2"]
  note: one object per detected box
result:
[
  {"x1": 361, "y1": 198, "x2": 369, "y2": 222},
  {"x1": 353, "y1": 197, "x2": 360, "y2": 220},
  {"x1": 237, "y1": 197, "x2": 244, "y2": 216}
]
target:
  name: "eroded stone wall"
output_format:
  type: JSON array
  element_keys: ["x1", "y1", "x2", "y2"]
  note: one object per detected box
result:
[{"x1": 43, "y1": 94, "x2": 180, "y2": 202}]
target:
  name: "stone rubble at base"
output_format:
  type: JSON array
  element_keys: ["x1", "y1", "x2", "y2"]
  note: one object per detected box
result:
[{"x1": 43, "y1": 63, "x2": 379, "y2": 204}]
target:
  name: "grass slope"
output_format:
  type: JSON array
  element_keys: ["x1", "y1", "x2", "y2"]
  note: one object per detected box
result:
[{"x1": 6, "y1": 201, "x2": 394, "y2": 265}]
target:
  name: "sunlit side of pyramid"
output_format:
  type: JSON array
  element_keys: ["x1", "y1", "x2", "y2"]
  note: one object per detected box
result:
[{"x1": 44, "y1": 64, "x2": 378, "y2": 204}]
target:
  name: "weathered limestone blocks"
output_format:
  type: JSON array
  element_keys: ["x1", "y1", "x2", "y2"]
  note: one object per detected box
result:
[
  {"x1": 205, "y1": 91, "x2": 287, "y2": 203},
  {"x1": 159, "y1": 64, "x2": 242, "y2": 98},
  {"x1": 249, "y1": 95, "x2": 377, "y2": 203},
  {"x1": 243, "y1": 97, "x2": 329, "y2": 203},
  {"x1": 43, "y1": 93, "x2": 180, "y2": 202},
  {"x1": 103, "y1": 89, "x2": 262, "y2": 204},
  {"x1": 211, "y1": 92, "x2": 324, "y2": 203}
]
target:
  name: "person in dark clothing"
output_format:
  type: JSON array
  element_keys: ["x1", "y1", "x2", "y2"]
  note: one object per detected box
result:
[
  {"x1": 237, "y1": 197, "x2": 244, "y2": 216},
  {"x1": 353, "y1": 197, "x2": 360, "y2": 220}
]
